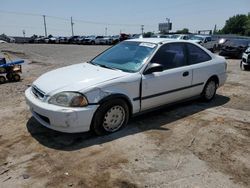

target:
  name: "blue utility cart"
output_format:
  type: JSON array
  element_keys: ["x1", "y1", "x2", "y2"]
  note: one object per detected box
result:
[{"x1": 0, "y1": 57, "x2": 24, "y2": 84}]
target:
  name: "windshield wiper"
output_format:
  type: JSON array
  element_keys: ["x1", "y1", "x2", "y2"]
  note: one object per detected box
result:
[
  {"x1": 97, "y1": 64, "x2": 118, "y2": 70},
  {"x1": 89, "y1": 61, "x2": 118, "y2": 70}
]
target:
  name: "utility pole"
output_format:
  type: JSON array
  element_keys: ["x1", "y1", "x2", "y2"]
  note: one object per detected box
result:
[
  {"x1": 71, "y1": 17, "x2": 74, "y2": 36},
  {"x1": 43, "y1": 15, "x2": 47, "y2": 37},
  {"x1": 141, "y1": 25, "x2": 144, "y2": 36},
  {"x1": 105, "y1": 27, "x2": 107, "y2": 36},
  {"x1": 22, "y1": 30, "x2": 25, "y2": 38}
]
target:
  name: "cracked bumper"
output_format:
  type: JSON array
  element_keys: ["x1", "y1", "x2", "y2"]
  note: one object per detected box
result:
[{"x1": 25, "y1": 87, "x2": 99, "y2": 133}]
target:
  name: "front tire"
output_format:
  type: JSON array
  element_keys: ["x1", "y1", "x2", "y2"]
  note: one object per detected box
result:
[
  {"x1": 240, "y1": 61, "x2": 246, "y2": 71},
  {"x1": 0, "y1": 76, "x2": 6, "y2": 84},
  {"x1": 202, "y1": 79, "x2": 217, "y2": 102},
  {"x1": 91, "y1": 99, "x2": 129, "y2": 135}
]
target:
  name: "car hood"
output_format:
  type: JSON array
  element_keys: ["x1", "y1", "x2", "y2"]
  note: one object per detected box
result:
[
  {"x1": 33, "y1": 63, "x2": 128, "y2": 95},
  {"x1": 189, "y1": 39, "x2": 201, "y2": 43}
]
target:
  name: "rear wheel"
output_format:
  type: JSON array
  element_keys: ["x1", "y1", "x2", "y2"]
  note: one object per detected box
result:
[
  {"x1": 202, "y1": 79, "x2": 217, "y2": 101},
  {"x1": 13, "y1": 73, "x2": 21, "y2": 82},
  {"x1": 91, "y1": 99, "x2": 129, "y2": 135},
  {"x1": 0, "y1": 76, "x2": 6, "y2": 84}
]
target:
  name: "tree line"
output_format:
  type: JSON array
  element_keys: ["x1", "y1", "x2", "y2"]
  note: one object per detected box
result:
[{"x1": 217, "y1": 13, "x2": 250, "y2": 36}]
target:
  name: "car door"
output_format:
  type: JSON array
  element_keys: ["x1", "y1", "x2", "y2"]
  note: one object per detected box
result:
[
  {"x1": 141, "y1": 42, "x2": 193, "y2": 111},
  {"x1": 185, "y1": 43, "x2": 213, "y2": 96}
]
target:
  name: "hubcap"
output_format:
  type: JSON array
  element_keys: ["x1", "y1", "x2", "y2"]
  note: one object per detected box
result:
[
  {"x1": 205, "y1": 81, "x2": 216, "y2": 99},
  {"x1": 103, "y1": 105, "x2": 125, "y2": 132}
]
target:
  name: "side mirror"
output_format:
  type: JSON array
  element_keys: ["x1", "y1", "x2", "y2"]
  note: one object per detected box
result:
[{"x1": 144, "y1": 63, "x2": 164, "y2": 74}]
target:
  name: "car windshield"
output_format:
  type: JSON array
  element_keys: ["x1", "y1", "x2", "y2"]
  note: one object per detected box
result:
[
  {"x1": 172, "y1": 35, "x2": 180, "y2": 39},
  {"x1": 90, "y1": 41, "x2": 157, "y2": 72},
  {"x1": 190, "y1": 36, "x2": 203, "y2": 41},
  {"x1": 224, "y1": 39, "x2": 249, "y2": 47}
]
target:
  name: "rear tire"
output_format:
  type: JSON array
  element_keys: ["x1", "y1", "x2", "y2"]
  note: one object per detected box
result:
[
  {"x1": 13, "y1": 73, "x2": 21, "y2": 82},
  {"x1": 202, "y1": 79, "x2": 217, "y2": 102},
  {"x1": 91, "y1": 99, "x2": 129, "y2": 135}
]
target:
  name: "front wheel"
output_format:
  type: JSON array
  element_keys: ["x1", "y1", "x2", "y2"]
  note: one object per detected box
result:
[
  {"x1": 202, "y1": 80, "x2": 217, "y2": 102},
  {"x1": 91, "y1": 99, "x2": 129, "y2": 135},
  {"x1": 0, "y1": 76, "x2": 6, "y2": 84},
  {"x1": 240, "y1": 61, "x2": 246, "y2": 71}
]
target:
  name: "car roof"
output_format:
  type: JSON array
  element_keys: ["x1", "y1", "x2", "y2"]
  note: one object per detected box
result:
[
  {"x1": 126, "y1": 37, "x2": 197, "y2": 44},
  {"x1": 194, "y1": 35, "x2": 211, "y2": 38},
  {"x1": 127, "y1": 38, "x2": 179, "y2": 44}
]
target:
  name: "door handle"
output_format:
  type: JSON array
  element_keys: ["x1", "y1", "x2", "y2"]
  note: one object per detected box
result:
[{"x1": 183, "y1": 71, "x2": 189, "y2": 77}]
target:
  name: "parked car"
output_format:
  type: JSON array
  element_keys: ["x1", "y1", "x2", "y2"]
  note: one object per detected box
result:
[
  {"x1": 56, "y1": 36, "x2": 69, "y2": 44},
  {"x1": 111, "y1": 35, "x2": 120, "y2": 44},
  {"x1": 68, "y1": 36, "x2": 80, "y2": 44},
  {"x1": 240, "y1": 47, "x2": 250, "y2": 70},
  {"x1": 25, "y1": 38, "x2": 227, "y2": 135},
  {"x1": 219, "y1": 38, "x2": 250, "y2": 59},
  {"x1": 119, "y1": 33, "x2": 130, "y2": 42},
  {"x1": 82, "y1": 36, "x2": 104, "y2": 45},
  {"x1": 131, "y1": 34, "x2": 143, "y2": 39},
  {"x1": 189, "y1": 35, "x2": 218, "y2": 52},
  {"x1": 76, "y1": 36, "x2": 86, "y2": 44},
  {"x1": 45, "y1": 36, "x2": 57, "y2": 44},
  {"x1": 0, "y1": 40, "x2": 7, "y2": 43},
  {"x1": 34, "y1": 36, "x2": 47, "y2": 43},
  {"x1": 99, "y1": 36, "x2": 112, "y2": 45},
  {"x1": 172, "y1": 34, "x2": 190, "y2": 40}
]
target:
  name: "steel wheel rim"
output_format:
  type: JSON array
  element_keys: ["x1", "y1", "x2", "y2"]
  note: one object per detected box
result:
[
  {"x1": 205, "y1": 81, "x2": 216, "y2": 99},
  {"x1": 103, "y1": 105, "x2": 125, "y2": 132}
]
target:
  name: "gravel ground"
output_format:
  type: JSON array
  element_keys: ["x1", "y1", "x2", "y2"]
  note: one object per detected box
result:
[{"x1": 0, "y1": 43, "x2": 249, "y2": 188}]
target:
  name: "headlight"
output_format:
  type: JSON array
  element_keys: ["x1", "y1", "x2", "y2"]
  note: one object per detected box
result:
[{"x1": 48, "y1": 92, "x2": 88, "y2": 107}]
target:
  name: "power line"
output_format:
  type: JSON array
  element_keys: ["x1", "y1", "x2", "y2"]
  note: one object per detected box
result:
[{"x1": 0, "y1": 9, "x2": 150, "y2": 27}]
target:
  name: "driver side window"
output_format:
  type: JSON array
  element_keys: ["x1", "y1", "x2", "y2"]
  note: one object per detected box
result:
[{"x1": 150, "y1": 43, "x2": 187, "y2": 70}]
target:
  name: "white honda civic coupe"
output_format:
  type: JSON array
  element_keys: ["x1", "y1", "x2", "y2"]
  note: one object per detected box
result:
[{"x1": 25, "y1": 38, "x2": 227, "y2": 135}]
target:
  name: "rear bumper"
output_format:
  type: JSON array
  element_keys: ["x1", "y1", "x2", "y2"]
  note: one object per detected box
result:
[{"x1": 25, "y1": 87, "x2": 99, "y2": 133}]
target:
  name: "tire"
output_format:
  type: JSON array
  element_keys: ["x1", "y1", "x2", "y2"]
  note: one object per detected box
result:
[
  {"x1": 0, "y1": 76, "x2": 6, "y2": 84},
  {"x1": 91, "y1": 99, "x2": 129, "y2": 135},
  {"x1": 13, "y1": 73, "x2": 21, "y2": 82},
  {"x1": 212, "y1": 45, "x2": 216, "y2": 53},
  {"x1": 6, "y1": 73, "x2": 13, "y2": 81},
  {"x1": 240, "y1": 61, "x2": 245, "y2": 71},
  {"x1": 91, "y1": 41, "x2": 95, "y2": 45},
  {"x1": 202, "y1": 79, "x2": 217, "y2": 102}
]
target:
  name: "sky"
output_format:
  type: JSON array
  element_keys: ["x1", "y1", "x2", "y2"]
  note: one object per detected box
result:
[{"x1": 0, "y1": 0, "x2": 250, "y2": 37}]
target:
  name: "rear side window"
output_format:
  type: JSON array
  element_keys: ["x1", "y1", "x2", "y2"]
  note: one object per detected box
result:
[
  {"x1": 186, "y1": 43, "x2": 211, "y2": 64},
  {"x1": 151, "y1": 43, "x2": 187, "y2": 70}
]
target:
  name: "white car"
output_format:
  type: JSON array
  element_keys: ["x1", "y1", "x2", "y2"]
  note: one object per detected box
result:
[
  {"x1": 25, "y1": 38, "x2": 227, "y2": 135},
  {"x1": 241, "y1": 47, "x2": 250, "y2": 70},
  {"x1": 0, "y1": 40, "x2": 7, "y2": 43}
]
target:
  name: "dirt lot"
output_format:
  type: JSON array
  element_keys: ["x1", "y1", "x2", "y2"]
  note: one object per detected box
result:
[{"x1": 0, "y1": 43, "x2": 249, "y2": 188}]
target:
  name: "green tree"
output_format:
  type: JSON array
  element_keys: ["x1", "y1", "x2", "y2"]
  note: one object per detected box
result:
[
  {"x1": 222, "y1": 14, "x2": 248, "y2": 35},
  {"x1": 143, "y1": 32, "x2": 154, "y2": 38},
  {"x1": 244, "y1": 13, "x2": 250, "y2": 36},
  {"x1": 176, "y1": 28, "x2": 189, "y2": 34}
]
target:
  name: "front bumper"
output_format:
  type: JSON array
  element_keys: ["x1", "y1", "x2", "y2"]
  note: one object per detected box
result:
[
  {"x1": 242, "y1": 53, "x2": 250, "y2": 65},
  {"x1": 25, "y1": 87, "x2": 99, "y2": 133}
]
